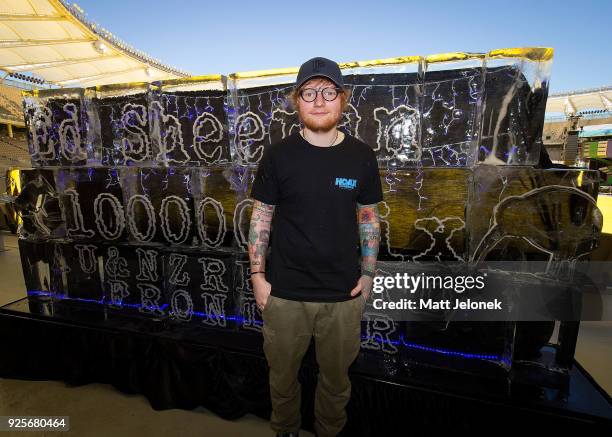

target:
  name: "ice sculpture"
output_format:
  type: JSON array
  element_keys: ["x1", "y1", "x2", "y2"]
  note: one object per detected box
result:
[
  {"x1": 90, "y1": 82, "x2": 153, "y2": 166},
  {"x1": 378, "y1": 168, "x2": 468, "y2": 262},
  {"x1": 162, "y1": 247, "x2": 236, "y2": 328},
  {"x1": 479, "y1": 48, "x2": 552, "y2": 165},
  {"x1": 121, "y1": 167, "x2": 195, "y2": 245},
  {"x1": 341, "y1": 57, "x2": 423, "y2": 164},
  {"x1": 150, "y1": 76, "x2": 229, "y2": 166},
  {"x1": 56, "y1": 167, "x2": 126, "y2": 241},
  {"x1": 13, "y1": 169, "x2": 64, "y2": 240},
  {"x1": 468, "y1": 166, "x2": 602, "y2": 268},
  {"x1": 13, "y1": 47, "x2": 604, "y2": 378},
  {"x1": 227, "y1": 68, "x2": 299, "y2": 165},
  {"x1": 422, "y1": 53, "x2": 485, "y2": 167},
  {"x1": 23, "y1": 88, "x2": 88, "y2": 166}
]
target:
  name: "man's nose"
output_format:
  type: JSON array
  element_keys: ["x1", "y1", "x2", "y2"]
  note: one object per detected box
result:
[{"x1": 313, "y1": 92, "x2": 325, "y2": 106}]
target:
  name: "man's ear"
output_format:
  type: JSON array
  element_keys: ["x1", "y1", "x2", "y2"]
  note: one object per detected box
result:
[{"x1": 341, "y1": 88, "x2": 352, "y2": 111}]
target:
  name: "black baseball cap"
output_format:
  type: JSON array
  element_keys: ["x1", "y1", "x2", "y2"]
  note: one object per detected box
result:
[{"x1": 295, "y1": 57, "x2": 344, "y2": 90}]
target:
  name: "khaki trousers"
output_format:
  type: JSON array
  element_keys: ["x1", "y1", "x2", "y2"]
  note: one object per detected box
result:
[{"x1": 262, "y1": 294, "x2": 365, "y2": 437}]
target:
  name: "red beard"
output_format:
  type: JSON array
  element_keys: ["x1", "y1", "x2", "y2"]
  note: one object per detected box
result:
[{"x1": 300, "y1": 111, "x2": 342, "y2": 133}]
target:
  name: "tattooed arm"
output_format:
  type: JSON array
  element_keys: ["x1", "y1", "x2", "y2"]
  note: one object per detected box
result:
[
  {"x1": 358, "y1": 203, "x2": 381, "y2": 275},
  {"x1": 248, "y1": 200, "x2": 275, "y2": 308},
  {"x1": 350, "y1": 203, "x2": 381, "y2": 299}
]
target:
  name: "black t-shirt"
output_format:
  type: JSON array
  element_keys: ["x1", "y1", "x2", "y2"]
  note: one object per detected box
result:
[{"x1": 250, "y1": 132, "x2": 383, "y2": 302}]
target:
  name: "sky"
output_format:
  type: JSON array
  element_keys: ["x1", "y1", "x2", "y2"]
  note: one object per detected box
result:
[{"x1": 73, "y1": 0, "x2": 611, "y2": 94}]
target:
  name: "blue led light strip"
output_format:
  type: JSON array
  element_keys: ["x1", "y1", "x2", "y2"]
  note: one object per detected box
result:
[
  {"x1": 27, "y1": 290, "x2": 260, "y2": 325},
  {"x1": 26, "y1": 291, "x2": 503, "y2": 361}
]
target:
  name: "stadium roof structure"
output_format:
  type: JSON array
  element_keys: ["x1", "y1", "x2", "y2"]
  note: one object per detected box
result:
[
  {"x1": 546, "y1": 86, "x2": 612, "y2": 115},
  {"x1": 0, "y1": 0, "x2": 190, "y2": 88}
]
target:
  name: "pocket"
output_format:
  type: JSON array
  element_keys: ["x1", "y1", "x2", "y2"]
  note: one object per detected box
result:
[
  {"x1": 342, "y1": 297, "x2": 364, "y2": 358},
  {"x1": 350, "y1": 295, "x2": 365, "y2": 324},
  {"x1": 262, "y1": 294, "x2": 274, "y2": 316}
]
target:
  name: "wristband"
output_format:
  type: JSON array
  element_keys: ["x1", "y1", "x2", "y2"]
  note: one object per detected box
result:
[
  {"x1": 362, "y1": 270, "x2": 375, "y2": 278},
  {"x1": 250, "y1": 271, "x2": 266, "y2": 277}
]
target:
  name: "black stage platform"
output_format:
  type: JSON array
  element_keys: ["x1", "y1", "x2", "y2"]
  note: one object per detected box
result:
[{"x1": 1, "y1": 296, "x2": 610, "y2": 435}]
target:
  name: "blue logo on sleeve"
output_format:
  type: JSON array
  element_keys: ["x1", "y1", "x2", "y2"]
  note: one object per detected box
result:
[{"x1": 334, "y1": 177, "x2": 357, "y2": 190}]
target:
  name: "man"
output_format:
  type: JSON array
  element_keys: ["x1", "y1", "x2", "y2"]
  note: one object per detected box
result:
[{"x1": 248, "y1": 57, "x2": 383, "y2": 437}]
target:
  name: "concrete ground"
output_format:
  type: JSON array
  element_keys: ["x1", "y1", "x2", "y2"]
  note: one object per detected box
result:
[{"x1": 0, "y1": 232, "x2": 610, "y2": 436}]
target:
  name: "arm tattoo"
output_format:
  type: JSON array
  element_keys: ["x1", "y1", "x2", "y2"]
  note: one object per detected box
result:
[
  {"x1": 357, "y1": 203, "x2": 381, "y2": 275},
  {"x1": 248, "y1": 200, "x2": 275, "y2": 273}
]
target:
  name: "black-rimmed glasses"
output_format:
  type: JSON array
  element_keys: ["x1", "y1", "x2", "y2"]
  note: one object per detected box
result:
[{"x1": 299, "y1": 87, "x2": 342, "y2": 102}]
